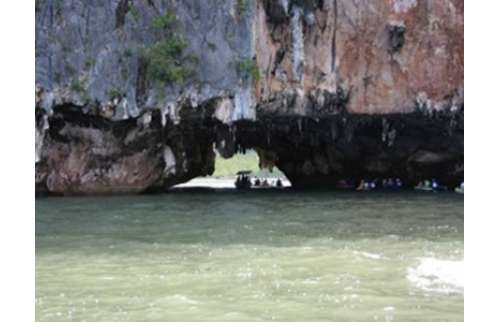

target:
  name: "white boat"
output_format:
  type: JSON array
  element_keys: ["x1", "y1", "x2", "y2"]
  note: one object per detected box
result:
[{"x1": 454, "y1": 183, "x2": 464, "y2": 194}]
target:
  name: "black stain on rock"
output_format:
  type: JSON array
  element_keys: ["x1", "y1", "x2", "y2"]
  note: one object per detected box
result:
[
  {"x1": 115, "y1": 0, "x2": 130, "y2": 29},
  {"x1": 387, "y1": 24, "x2": 406, "y2": 53}
]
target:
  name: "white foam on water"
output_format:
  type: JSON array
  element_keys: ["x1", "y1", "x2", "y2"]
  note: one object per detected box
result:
[
  {"x1": 407, "y1": 258, "x2": 464, "y2": 294},
  {"x1": 353, "y1": 251, "x2": 384, "y2": 260},
  {"x1": 383, "y1": 306, "x2": 396, "y2": 322},
  {"x1": 164, "y1": 295, "x2": 198, "y2": 305}
]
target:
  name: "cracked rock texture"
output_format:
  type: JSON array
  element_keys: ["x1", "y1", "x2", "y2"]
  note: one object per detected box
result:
[
  {"x1": 255, "y1": 0, "x2": 463, "y2": 113},
  {"x1": 36, "y1": 0, "x2": 464, "y2": 194}
]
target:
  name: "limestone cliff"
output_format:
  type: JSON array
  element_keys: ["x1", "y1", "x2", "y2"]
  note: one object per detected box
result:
[{"x1": 36, "y1": 0, "x2": 463, "y2": 194}]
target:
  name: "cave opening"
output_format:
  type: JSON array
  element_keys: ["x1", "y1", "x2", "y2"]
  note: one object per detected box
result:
[{"x1": 173, "y1": 147, "x2": 291, "y2": 190}]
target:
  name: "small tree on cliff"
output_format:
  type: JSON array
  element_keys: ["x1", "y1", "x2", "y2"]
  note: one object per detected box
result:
[{"x1": 140, "y1": 10, "x2": 195, "y2": 85}]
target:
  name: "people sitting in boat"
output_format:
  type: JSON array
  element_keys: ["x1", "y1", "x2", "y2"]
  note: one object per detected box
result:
[
  {"x1": 455, "y1": 182, "x2": 464, "y2": 194},
  {"x1": 276, "y1": 178, "x2": 283, "y2": 188},
  {"x1": 243, "y1": 176, "x2": 251, "y2": 188},
  {"x1": 254, "y1": 177, "x2": 261, "y2": 187},
  {"x1": 433, "y1": 179, "x2": 449, "y2": 191},
  {"x1": 431, "y1": 179, "x2": 438, "y2": 190},
  {"x1": 336, "y1": 179, "x2": 353, "y2": 189},
  {"x1": 415, "y1": 180, "x2": 433, "y2": 191},
  {"x1": 357, "y1": 180, "x2": 372, "y2": 191},
  {"x1": 235, "y1": 172, "x2": 252, "y2": 189},
  {"x1": 261, "y1": 179, "x2": 270, "y2": 188},
  {"x1": 396, "y1": 178, "x2": 403, "y2": 188}
]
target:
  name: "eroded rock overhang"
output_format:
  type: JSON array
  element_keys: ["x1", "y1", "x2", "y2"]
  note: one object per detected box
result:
[{"x1": 36, "y1": 90, "x2": 463, "y2": 194}]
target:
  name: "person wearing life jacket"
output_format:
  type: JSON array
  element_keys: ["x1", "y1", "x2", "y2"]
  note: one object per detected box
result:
[{"x1": 431, "y1": 179, "x2": 438, "y2": 191}]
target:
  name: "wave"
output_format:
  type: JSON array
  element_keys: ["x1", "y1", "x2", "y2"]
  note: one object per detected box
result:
[{"x1": 407, "y1": 258, "x2": 464, "y2": 294}]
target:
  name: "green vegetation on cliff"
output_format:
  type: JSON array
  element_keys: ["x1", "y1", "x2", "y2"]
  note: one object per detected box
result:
[
  {"x1": 238, "y1": 58, "x2": 260, "y2": 82},
  {"x1": 142, "y1": 36, "x2": 192, "y2": 84},
  {"x1": 70, "y1": 79, "x2": 85, "y2": 93},
  {"x1": 236, "y1": 0, "x2": 250, "y2": 16},
  {"x1": 140, "y1": 10, "x2": 194, "y2": 85}
]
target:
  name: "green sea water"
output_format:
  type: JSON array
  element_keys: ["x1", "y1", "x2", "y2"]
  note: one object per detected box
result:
[{"x1": 36, "y1": 191, "x2": 463, "y2": 322}]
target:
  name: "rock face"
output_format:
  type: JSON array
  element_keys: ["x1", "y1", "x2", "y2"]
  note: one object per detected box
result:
[
  {"x1": 36, "y1": 0, "x2": 464, "y2": 194},
  {"x1": 36, "y1": 99, "x2": 220, "y2": 195},
  {"x1": 254, "y1": 0, "x2": 463, "y2": 112}
]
